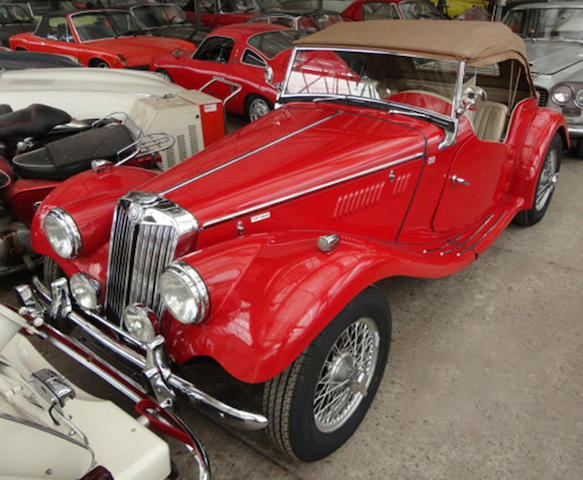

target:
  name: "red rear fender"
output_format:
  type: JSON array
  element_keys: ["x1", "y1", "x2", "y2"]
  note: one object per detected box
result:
[{"x1": 510, "y1": 106, "x2": 568, "y2": 209}]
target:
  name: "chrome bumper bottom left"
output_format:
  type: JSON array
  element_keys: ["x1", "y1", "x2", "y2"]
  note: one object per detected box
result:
[{"x1": 16, "y1": 277, "x2": 268, "y2": 433}]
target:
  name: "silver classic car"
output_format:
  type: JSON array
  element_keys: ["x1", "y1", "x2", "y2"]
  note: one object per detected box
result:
[{"x1": 504, "y1": 2, "x2": 583, "y2": 155}]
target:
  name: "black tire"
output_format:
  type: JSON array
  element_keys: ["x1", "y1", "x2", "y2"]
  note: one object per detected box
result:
[
  {"x1": 514, "y1": 133, "x2": 562, "y2": 226},
  {"x1": 576, "y1": 138, "x2": 583, "y2": 159},
  {"x1": 263, "y1": 287, "x2": 391, "y2": 462},
  {"x1": 157, "y1": 69, "x2": 172, "y2": 82},
  {"x1": 43, "y1": 256, "x2": 64, "y2": 286},
  {"x1": 245, "y1": 94, "x2": 272, "y2": 122},
  {"x1": 89, "y1": 59, "x2": 110, "y2": 68}
]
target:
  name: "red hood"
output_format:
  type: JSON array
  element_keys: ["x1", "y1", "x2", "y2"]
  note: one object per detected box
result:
[
  {"x1": 139, "y1": 103, "x2": 441, "y2": 228},
  {"x1": 89, "y1": 36, "x2": 194, "y2": 64}
]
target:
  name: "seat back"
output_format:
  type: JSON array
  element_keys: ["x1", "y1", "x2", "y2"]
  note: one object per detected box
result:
[{"x1": 472, "y1": 101, "x2": 508, "y2": 142}]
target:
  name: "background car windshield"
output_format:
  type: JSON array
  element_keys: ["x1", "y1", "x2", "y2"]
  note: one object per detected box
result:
[
  {"x1": 284, "y1": 49, "x2": 459, "y2": 116},
  {"x1": 73, "y1": 12, "x2": 144, "y2": 41},
  {"x1": 248, "y1": 30, "x2": 302, "y2": 58},
  {"x1": 400, "y1": 0, "x2": 447, "y2": 19},
  {"x1": 219, "y1": 0, "x2": 258, "y2": 13},
  {"x1": 260, "y1": 0, "x2": 352, "y2": 12},
  {"x1": 504, "y1": 7, "x2": 583, "y2": 41},
  {"x1": 28, "y1": 0, "x2": 76, "y2": 15},
  {"x1": 0, "y1": 4, "x2": 33, "y2": 23},
  {"x1": 132, "y1": 5, "x2": 189, "y2": 27}
]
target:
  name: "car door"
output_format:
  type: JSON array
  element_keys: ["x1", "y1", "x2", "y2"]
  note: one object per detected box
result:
[
  {"x1": 432, "y1": 122, "x2": 511, "y2": 233},
  {"x1": 174, "y1": 35, "x2": 237, "y2": 100}
]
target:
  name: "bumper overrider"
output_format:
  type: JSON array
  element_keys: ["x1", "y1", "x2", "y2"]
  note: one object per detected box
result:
[{"x1": 15, "y1": 276, "x2": 269, "y2": 480}]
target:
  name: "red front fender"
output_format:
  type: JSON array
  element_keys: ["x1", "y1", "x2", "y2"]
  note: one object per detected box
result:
[{"x1": 163, "y1": 230, "x2": 475, "y2": 383}]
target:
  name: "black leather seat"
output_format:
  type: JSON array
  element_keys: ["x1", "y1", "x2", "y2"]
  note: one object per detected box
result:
[
  {"x1": 12, "y1": 123, "x2": 134, "y2": 180},
  {"x1": 0, "y1": 104, "x2": 71, "y2": 140}
]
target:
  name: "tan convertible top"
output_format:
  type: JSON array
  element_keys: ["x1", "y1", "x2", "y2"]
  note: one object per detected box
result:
[{"x1": 294, "y1": 20, "x2": 529, "y2": 69}]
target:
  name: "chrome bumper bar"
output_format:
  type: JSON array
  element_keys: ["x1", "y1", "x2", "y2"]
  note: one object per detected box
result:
[
  {"x1": 567, "y1": 125, "x2": 583, "y2": 138},
  {"x1": 16, "y1": 277, "x2": 268, "y2": 433}
]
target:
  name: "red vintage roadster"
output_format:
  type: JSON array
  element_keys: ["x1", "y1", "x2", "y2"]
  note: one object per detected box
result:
[
  {"x1": 19, "y1": 20, "x2": 566, "y2": 463},
  {"x1": 9, "y1": 9, "x2": 195, "y2": 69},
  {"x1": 151, "y1": 23, "x2": 300, "y2": 121}
]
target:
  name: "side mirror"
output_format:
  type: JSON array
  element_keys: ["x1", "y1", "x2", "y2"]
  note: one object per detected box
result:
[
  {"x1": 456, "y1": 86, "x2": 487, "y2": 117},
  {"x1": 264, "y1": 65, "x2": 274, "y2": 85}
]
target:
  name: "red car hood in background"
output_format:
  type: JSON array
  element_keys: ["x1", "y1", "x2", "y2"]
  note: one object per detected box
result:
[
  {"x1": 139, "y1": 103, "x2": 438, "y2": 227},
  {"x1": 89, "y1": 36, "x2": 194, "y2": 64}
]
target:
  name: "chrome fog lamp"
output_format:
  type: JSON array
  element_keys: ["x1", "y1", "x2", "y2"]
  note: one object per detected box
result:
[
  {"x1": 575, "y1": 89, "x2": 583, "y2": 108},
  {"x1": 70, "y1": 273, "x2": 100, "y2": 311},
  {"x1": 552, "y1": 85, "x2": 572, "y2": 105},
  {"x1": 43, "y1": 208, "x2": 82, "y2": 259},
  {"x1": 123, "y1": 304, "x2": 156, "y2": 342},
  {"x1": 160, "y1": 262, "x2": 209, "y2": 325}
]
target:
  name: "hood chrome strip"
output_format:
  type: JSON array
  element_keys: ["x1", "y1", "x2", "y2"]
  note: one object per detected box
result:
[
  {"x1": 202, "y1": 151, "x2": 424, "y2": 229},
  {"x1": 161, "y1": 112, "x2": 341, "y2": 196}
]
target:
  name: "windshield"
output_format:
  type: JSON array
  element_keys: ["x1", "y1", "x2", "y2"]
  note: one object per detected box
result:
[
  {"x1": 219, "y1": 0, "x2": 259, "y2": 13},
  {"x1": 248, "y1": 30, "x2": 302, "y2": 58},
  {"x1": 72, "y1": 11, "x2": 144, "y2": 41},
  {"x1": 400, "y1": 0, "x2": 447, "y2": 19},
  {"x1": 26, "y1": 0, "x2": 76, "y2": 15},
  {"x1": 132, "y1": 5, "x2": 189, "y2": 28},
  {"x1": 504, "y1": 7, "x2": 583, "y2": 41},
  {"x1": 283, "y1": 48, "x2": 460, "y2": 117},
  {"x1": 0, "y1": 4, "x2": 33, "y2": 23}
]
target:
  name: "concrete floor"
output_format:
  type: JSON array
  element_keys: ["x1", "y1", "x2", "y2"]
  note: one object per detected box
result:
[{"x1": 2, "y1": 138, "x2": 582, "y2": 480}]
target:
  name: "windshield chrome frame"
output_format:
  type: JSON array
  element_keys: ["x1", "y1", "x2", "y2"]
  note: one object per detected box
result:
[
  {"x1": 280, "y1": 46, "x2": 464, "y2": 137},
  {"x1": 70, "y1": 10, "x2": 142, "y2": 43}
]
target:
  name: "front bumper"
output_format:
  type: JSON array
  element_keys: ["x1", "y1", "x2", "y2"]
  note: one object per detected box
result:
[
  {"x1": 15, "y1": 277, "x2": 269, "y2": 478},
  {"x1": 567, "y1": 124, "x2": 583, "y2": 138}
]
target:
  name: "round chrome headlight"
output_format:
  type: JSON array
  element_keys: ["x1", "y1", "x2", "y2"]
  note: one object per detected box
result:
[
  {"x1": 575, "y1": 89, "x2": 583, "y2": 108},
  {"x1": 43, "y1": 208, "x2": 82, "y2": 259},
  {"x1": 123, "y1": 304, "x2": 156, "y2": 342},
  {"x1": 552, "y1": 85, "x2": 573, "y2": 105},
  {"x1": 70, "y1": 273, "x2": 100, "y2": 311},
  {"x1": 159, "y1": 262, "x2": 209, "y2": 325}
]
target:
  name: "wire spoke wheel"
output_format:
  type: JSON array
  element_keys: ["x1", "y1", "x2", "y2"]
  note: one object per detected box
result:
[
  {"x1": 313, "y1": 317, "x2": 380, "y2": 433},
  {"x1": 535, "y1": 149, "x2": 558, "y2": 212}
]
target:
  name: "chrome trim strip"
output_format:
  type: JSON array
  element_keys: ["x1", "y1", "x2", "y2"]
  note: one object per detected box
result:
[
  {"x1": 456, "y1": 210, "x2": 507, "y2": 256},
  {"x1": 202, "y1": 152, "x2": 425, "y2": 228},
  {"x1": 161, "y1": 112, "x2": 341, "y2": 196}
]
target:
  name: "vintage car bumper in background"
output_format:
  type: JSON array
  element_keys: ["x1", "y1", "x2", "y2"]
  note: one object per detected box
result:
[
  {"x1": 0, "y1": 301, "x2": 213, "y2": 480},
  {"x1": 16, "y1": 277, "x2": 269, "y2": 431}
]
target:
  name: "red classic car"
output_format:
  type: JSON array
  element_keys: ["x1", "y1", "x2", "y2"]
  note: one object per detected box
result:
[
  {"x1": 20, "y1": 20, "x2": 566, "y2": 464},
  {"x1": 151, "y1": 23, "x2": 300, "y2": 120},
  {"x1": 181, "y1": 0, "x2": 259, "y2": 27},
  {"x1": 9, "y1": 9, "x2": 195, "y2": 69},
  {"x1": 342, "y1": 0, "x2": 448, "y2": 20}
]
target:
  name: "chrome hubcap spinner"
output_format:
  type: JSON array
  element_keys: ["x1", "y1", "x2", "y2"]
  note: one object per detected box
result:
[{"x1": 313, "y1": 317, "x2": 380, "y2": 433}]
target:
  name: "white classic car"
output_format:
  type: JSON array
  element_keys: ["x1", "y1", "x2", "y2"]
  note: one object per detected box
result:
[
  {"x1": 0, "y1": 302, "x2": 210, "y2": 480},
  {"x1": 0, "y1": 67, "x2": 225, "y2": 169}
]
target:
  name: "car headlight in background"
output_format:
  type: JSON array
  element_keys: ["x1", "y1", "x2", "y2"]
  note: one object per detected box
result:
[
  {"x1": 43, "y1": 208, "x2": 82, "y2": 259},
  {"x1": 159, "y1": 262, "x2": 209, "y2": 325},
  {"x1": 70, "y1": 273, "x2": 100, "y2": 311},
  {"x1": 551, "y1": 85, "x2": 573, "y2": 105},
  {"x1": 575, "y1": 89, "x2": 583, "y2": 108}
]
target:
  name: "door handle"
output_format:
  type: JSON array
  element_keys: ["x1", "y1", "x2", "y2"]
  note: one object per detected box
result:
[{"x1": 451, "y1": 174, "x2": 470, "y2": 186}]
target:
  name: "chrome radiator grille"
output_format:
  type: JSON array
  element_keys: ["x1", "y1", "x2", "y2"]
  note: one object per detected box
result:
[{"x1": 105, "y1": 192, "x2": 197, "y2": 325}]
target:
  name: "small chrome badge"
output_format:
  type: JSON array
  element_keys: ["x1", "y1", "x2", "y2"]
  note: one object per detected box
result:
[{"x1": 251, "y1": 212, "x2": 271, "y2": 223}]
